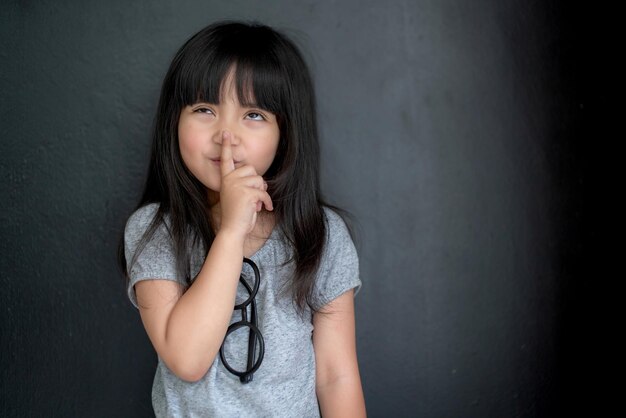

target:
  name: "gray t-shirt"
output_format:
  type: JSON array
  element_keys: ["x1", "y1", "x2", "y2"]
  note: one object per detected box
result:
[{"x1": 124, "y1": 203, "x2": 361, "y2": 418}]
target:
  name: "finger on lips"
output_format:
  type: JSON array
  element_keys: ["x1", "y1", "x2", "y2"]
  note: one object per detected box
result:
[
  {"x1": 220, "y1": 131, "x2": 235, "y2": 176},
  {"x1": 218, "y1": 130, "x2": 273, "y2": 212}
]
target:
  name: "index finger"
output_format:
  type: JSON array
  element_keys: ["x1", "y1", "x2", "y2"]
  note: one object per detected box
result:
[{"x1": 220, "y1": 131, "x2": 235, "y2": 176}]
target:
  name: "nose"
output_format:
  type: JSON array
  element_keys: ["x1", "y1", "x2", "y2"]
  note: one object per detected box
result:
[{"x1": 213, "y1": 129, "x2": 241, "y2": 145}]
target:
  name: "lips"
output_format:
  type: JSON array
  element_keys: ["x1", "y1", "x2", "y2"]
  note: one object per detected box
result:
[{"x1": 210, "y1": 158, "x2": 241, "y2": 164}]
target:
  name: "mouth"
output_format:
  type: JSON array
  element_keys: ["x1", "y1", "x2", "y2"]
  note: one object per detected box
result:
[{"x1": 210, "y1": 158, "x2": 241, "y2": 164}]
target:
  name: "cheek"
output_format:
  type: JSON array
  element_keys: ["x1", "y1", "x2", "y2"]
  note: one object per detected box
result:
[
  {"x1": 178, "y1": 123, "x2": 189, "y2": 156},
  {"x1": 178, "y1": 126, "x2": 202, "y2": 163},
  {"x1": 261, "y1": 135, "x2": 280, "y2": 165},
  {"x1": 247, "y1": 139, "x2": 278, "y2": 176},
  {"x1": 178, "y1": 137, "x2": 193, "y2": 167},
  {"x1": 266, "y1": 126, "x2": 280, "y2": 158}
]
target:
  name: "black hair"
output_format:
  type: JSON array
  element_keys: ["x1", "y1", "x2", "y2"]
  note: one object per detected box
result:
[{"x1": 118, "y1": 21, "x2": 341, "y2": 313}]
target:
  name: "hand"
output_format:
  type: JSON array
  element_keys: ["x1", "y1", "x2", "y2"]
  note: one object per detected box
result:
[{"x1": 218, "y1": 131, "x2": 273, "y2": 237}]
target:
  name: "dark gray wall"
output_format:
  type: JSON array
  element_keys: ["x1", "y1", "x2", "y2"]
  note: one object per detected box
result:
[{"x1": 1, "y1": 1, "x2": 584, "y2": 417}]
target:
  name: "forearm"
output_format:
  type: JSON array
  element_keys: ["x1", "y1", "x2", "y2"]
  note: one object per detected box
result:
[
  {"x1": 162, "y1": 230, "x2": 244, "y2": 380},
  {"x1": 317, "y1": 375, "x2": 366, "y2": 418}
]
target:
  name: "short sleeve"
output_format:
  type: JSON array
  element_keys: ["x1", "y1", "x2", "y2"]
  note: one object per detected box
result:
[
  {"x1": 124, "y1": 203, "x2": 181, "y2": 308},
  {"x1": 312, "y1": 208, "x2": 362, "y2": 309}
]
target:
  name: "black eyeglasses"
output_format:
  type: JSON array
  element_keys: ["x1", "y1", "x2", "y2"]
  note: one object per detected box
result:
[{"x1": 219, "y1": 258, "x2": 265, "y2": 383}]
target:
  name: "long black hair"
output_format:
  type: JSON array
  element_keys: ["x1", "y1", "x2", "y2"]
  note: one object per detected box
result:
[{"x1": 118, "y1": 21, "x2": 337, "y2": 313}]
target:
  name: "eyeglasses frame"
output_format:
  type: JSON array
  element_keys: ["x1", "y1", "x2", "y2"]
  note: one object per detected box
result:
[{"x1": 219, "y1": 257, "x2": 265, "y2": 383}]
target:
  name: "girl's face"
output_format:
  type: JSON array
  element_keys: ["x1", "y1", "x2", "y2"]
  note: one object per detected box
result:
[{"x1": 178, "y1": 73, "x2": 280, "y2": 198}]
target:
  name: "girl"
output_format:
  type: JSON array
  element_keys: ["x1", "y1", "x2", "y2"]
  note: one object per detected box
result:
[{"x1": 119, "y1": 21, "x2": 366, "y2": 417}]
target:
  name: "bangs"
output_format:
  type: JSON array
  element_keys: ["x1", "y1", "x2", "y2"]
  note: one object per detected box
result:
[{"x1": 173, "y1": 26, "x2": 287, "y2": 114}]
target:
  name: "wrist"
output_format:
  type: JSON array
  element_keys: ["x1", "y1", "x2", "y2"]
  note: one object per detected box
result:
[{"x1": 215, "y1": 227, "x2": 246, "y2": 249}]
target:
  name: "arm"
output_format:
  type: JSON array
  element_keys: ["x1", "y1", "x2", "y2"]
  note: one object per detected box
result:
[
  {"x1": 134, "y1": 133, "x2": 272, "y2": 382},
  {"x1": 135, "y1": 229, "x2": 244, "y2": 382},
  {"x1": 313, "y1": 289, "x2": 366, "y2": 417}
]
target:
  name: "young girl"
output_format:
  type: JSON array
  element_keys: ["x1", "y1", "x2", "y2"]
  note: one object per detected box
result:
[{"x1": 120, "y1": 21, "x2": 366, "y2": 417}]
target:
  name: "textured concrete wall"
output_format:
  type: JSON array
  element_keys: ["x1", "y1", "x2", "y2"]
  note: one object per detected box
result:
[{"x1": 1, "y1": 1, "x2": 583, "y2": 417}]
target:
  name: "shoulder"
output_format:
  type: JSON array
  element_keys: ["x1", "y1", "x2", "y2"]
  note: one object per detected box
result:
[
  {"x1": 124, "y1": 203, "x2": 167, "y2": 247},
  {"x1": 123, "y1": 202, "x2": 176, "y2": 273},
  {"x1": 322, "y1": 206, "x2": 353, "y2": 246},
  {"x1": 313, "y1": 206, "x2": 361, "y2": 308},
  {"x1": 320, "y1": 206, "x2": 358, "y2": 265},
  {"x1": 125, "y1": 203, "x2": 160, "y2": 235},
  {"x1": 126, "y1": 203, "x2": 160, "y2": 228},
  {"x1": 322, "y1": 206, "x2": 344, "y2": 226}
]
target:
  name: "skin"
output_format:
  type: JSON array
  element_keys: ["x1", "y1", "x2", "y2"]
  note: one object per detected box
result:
[{"x1": 134, "y1": 72, "x2": 366, "y2": 416}]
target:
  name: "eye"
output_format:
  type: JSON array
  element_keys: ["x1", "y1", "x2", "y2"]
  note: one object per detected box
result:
[
  {"x1": 193, "y1": 107, "x2": 214, "y2": 115},
  {"x1": 245, "y1": 112, "x2": 265, "y2": 121}
]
